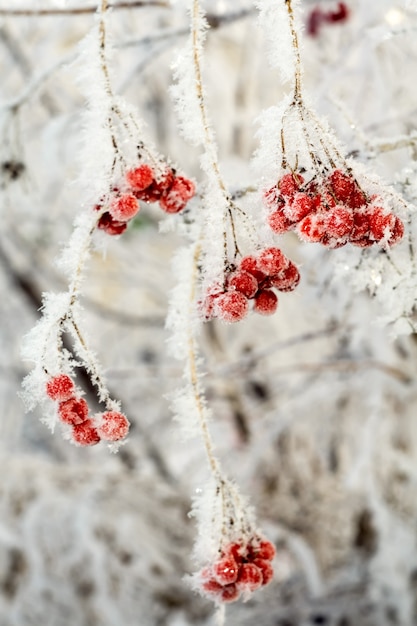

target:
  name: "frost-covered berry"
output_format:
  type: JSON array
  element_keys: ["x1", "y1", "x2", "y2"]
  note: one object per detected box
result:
[
  {"x1": 297, "y1": 214, "x2": 326, "y2": 242},
  {"x1": 220, "y1": 584, "x2": 240, "y2": 603},
  {"x1": 213, "y1": 556, "x2": 239, "y2": 585},
  {"x1": 216, "y1": 292, "x2": 248, "y2": 323},
  {"x1": 329, "y1": 169, "x2": 355, "y2": 203},
  {"x1": 369, "y1": 207, "x2": 397, "y2": 242},
  {"x1": 285, "y1": 192, "x2": 315, "y2": 222},
  {"x1": 125, "y1": 164, "x2": 154, "y2": 191},
  {"x1": 228, "y1": 271, "x2": 258, "y2": 299},
  {"x1": 109, "y1": 194, "x2": 139, "y2": 222},
  {"x1": 236, "y1": 563, "x2": 263, "y2": 592},
  {"x1": 46, "y1": 374, "x2": 74, "y2": 402},
  {"x1": 138, "y1": 169, "x2": 175, "y2": 202},
  {"x1": 97, "y1": 212, "x2": 128, "y2": 236},
  {"x1": 350, "y1": 211, "x2": 370, "y2": 242},
  {"x1": 267, "y1": 207, "x2": 292, "y2": 234},
  {"x1": 327, "y1": 207, "x2": 354, "y2": 239},
  {"x1": 201, "y1": 578, "x2": 223, "y2": 595},
  {"x1": 72, "y1": 420, "x2": 100, "y2": 446},
  {"x1": 348, "y1": 187, "x2": 367, "y2": 209},
  {"x1": 254, "y1": 290, "x2": 278, "y2": 315},
  {"x1": 270, "y1": 263, "x2": 300, "y2": 292},
  {"x1": 251, "y1": 539, "x2": 276, "y2": 561},
  {"x1": 257, "y1": 247, "x2": 289, "y2": 276},
  {"x1": 388, "y1": 216, "x2": 404, "y2": 245},
  {"x1": 278, "y1": 172, "x2": 304, "y2": 197},
  {"x1": 263, "y1": 186, "x2": 284, "y2": 211},
  {"x1": 253, "y1": 559, "x2": 274, "y2": 585},
  {"x1": 159, "y1": 176, "x2": 195, "y2": 213},
  {"x1": 95, "y1": 411, "x2": 130, "y2": 442},
  {"x1": 239, "y1": 256, "x2": 267, "y2": 282},
  {"x1": 58, "y1": 397, "x2": 89, "y2": 426}
]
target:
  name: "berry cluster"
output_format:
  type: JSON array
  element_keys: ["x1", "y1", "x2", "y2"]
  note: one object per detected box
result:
[
  {"x1": 307, "y1": 2, "x2": 349, "y2": 37},
  {"x1": 198, "y1": 537, "x2": 275, "y2": 604},
  {"x1": 265, "y1": 170, "x2": 404, "y2": 249},
  {"x1": 97, "y1": 163, "x2": 195, "y2": 236},
  {"x1": 200, "y1": 247, "x2": 300, "y2": 323},
  {"x1": 46, "y1": 374, "x2": 130, "y2": 446}
]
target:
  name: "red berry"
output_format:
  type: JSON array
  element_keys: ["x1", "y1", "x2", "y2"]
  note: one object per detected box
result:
[
  {"x1": 257, "y1": 247, "x2": 289, "y2": 276},
  {"x1": 240, "y1": 256, "x2": 267, "y2": 282},
  {"x1": 125, "y1": 164, "x2": 154, "y2": 191},
  {"x1": 216, "y1": 291, "x2": 248, "y2": 323},
  {"x1": 297, "y1": 214, "x2": 326, "y2": 242},
  {"x1": 72, "y1": 420, "x2": 100, "y2": 446},
  {"x1": 236, "y1": 563, "x2": 263, "y2": 592},
  {"x1": 220, "y1": 584, "x2": 240, "y2": 603},
  {"x1": 159, "y1": 176, "x2": 195, "y2": 214},
  {"x1": 329, "y1": 170, "x2": 355, "y2": 203},
  {"x1": 46, "y1": 374, "x2": 74, "y2": 402},
  {"x1": 254, "y1": 290, "x2": 278, "y2": 315},
  {"x1": 285, "y1": 192, "x2": 315, "y2": 222},
  {"x1": 267, "y1": 207, "x2": 293, "y2": 234},
  {"x1": 95, "y1": 411, "x2": 129, "y2": 442},
  {"x1": 137, "y1": 169, "x2": 175, "y2": 202},
  {"x1": 348, "y1": 187, "x2": 367, "y2": 209},
  {"x1": 201, "y1": 578, "x2": 223, "y2": 595},
  {"x1": 109, "y1": 194, "x2": 139, "y2": 222},
  {"x1": 327, "y1": 2, "x2": 349, "y2": 23},
  {"x1": 58, "y1": 397, "x2": 89, "y2": 426},
  {"x1": 270, "y1": 262, "x2": 300, "y2": 292},
  {"x1": 388, "y1": 216, "x2": 404, "y2": 246},
  {"x1": 327, "y1": 207, "x2": 354, "y2": 239},
  {"x1": 225, "y1": 543, "x2": 244, "y2": 563},
  {"x1": 278, "y1": 172, "x2": 304, "y2": 198},
  {"x1": 350, "y1": 211, "x2": 370, "y2": 241},
  {"x1": 369, "y1": 207, "x2": 397, "y2": 242},
  {"x1": 213, "y1": 556, "x2": 239, "y2": 585},
  {"x1": 263, "y1": 186, "x2": 285, "y2": 211},
  {"x1": 307, "y1": 7, "x2": 324, "y2": 36},
  {"x1": 228, "y1": 271, "x2": 258, "y2": 299},
  {"x1": 252, "y1": 539, "x2": 276, "y2": 562},
  {"x1": 253, "y1": 559, "x2": 274, "y2": 586},
  {"x1": 97, "y1": 212, "x2": 128, "y2": 236}
]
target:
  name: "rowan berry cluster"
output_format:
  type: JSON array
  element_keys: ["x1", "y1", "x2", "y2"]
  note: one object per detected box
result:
[
  {"x1": 96, "y1": 163, "x2": 195, "y2": 236},
  {"x1": 200, "y1": 247, "x2": 300, "y2": 323},
  {"x1": 46, "y1": 374, "x2": 129, "y2": 446},
  {"x1": 307, "y1": 2, "x2": 349, "y2": 37},
  {"x1": 197, "y1": 537, "x2": 275, "y2": 604},
  {"x1": 265, "y1": 170, "x2": 404, "y2": 249}
]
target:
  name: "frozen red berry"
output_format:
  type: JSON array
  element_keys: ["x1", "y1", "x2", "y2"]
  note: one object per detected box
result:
[
  {"x1": 240, "y1": 256, "x2": 267, "y2": 283},
  {"x1": 348, "y1": 187, "x2": 367, "y2": 209},
  {"x1": 329, "y1": 169, "x2": 355, "y2": 203},
  {"x1": 159, "y1": 176, "x2": 195, "y2": 214},
  {"x1": 213, "y1": 556, "x2": 239, "y2": 585},
  {"x1": 201, "y1": 578, "x2": 223, "y2": 595},
  {"x1": 252, "y1": 539, "x2": 276, "y2": 561},
  {"x1": 58, "y1": 397, "x2": 89, "y2": 426},
  {"x1": 327, "y1": 207, "x2": 354, "y2": 239},
  {"x1": 270, "y1": 263, "x2": 300, "y2": 292},
  {"x1": 228, "y1": 271, "x2": 258, "y2": 299},
  {"x1": 72, "y1": 420, "x2": 100, "y2": 446},
  {"x1": 109, "y1": 194, "x2": 139, "y2": 222},
  {"x1": 236, "y1": 563, "x2": 263, "y2": 592},
  {"x1": 369, "y1": 207, "x2": 397, "y2": 242},
  {"x1": 257, "y1": 247, "x2": 289, "y2": 276},
  {"x1": 220, "y1": 584, "x2": 240, "y2": 603},
  {"x1": 278, "y1": 172, "x2": 304, "y2": 197},
  {"x1": 254, "y1": 290, "x2": 278, "y2": 315},
  {"x1": 297, "y1": 213, "x2": 326, "y2": 242},
  {"x1": 46, "y1": 374, "x2": 74, "y2": 402},
  {"x1": 263, "y1": 186, "x2": 285, "y2": 211},
  {"x1": 138, "y1": 169, "x2": 175, "y2": 202},
  {"x1": 216, "y1": 291, "x2": 248, "y2": 323},
  {"x1": 350, "y1": 211, "x2": 370, "y2": 241},
  {"x1": 285, "y1": 192, "x2": 315, "y2": 222},
  {"x1": 387, "y1": 216, "x2": 404, "y2": 246},
  {"x1": 253, "y1": 559, "x2": 274, "y2": 585},
  {"x1": 95, "y1": 411, "x2": 130, "y2": 442},
  {"x1": 125, "y1": 164, "x2": 154, "y2": 191},
  {"x1": 328, "y1": 2, "x2": 349, "y2": 23},
  {"x1": 225, "y1": 543, "x2": 244, "y2": 564},
  {"x1": 267, "y1": 207, "x2": 292, "y2": 234},
  {"x1": 97, "y1": 212, "x2": 128, "y2": 236}
]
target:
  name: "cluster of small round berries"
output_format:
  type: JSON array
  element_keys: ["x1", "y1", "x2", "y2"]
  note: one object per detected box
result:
[
  {"x1": 265, "y1": 170, "x2": 404, "y2": 249},
  {"x1": 97, "y1": 163, "x2": 195, "y2": 236},
  {"x1": 198, "y1": 537, "x2": 275, "y2": 604},
  {"x1": 307, "y1": 2, "x2": 349, "y2": 37},
  {"x1": 200, "y1": 247, "x2": 300, "y2": 323},
  {"x1": 45, "y1": 374, "x2": 129, "y2": 446}
]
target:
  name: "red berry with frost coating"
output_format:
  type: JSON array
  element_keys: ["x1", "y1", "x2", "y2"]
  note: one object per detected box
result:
[
  {"x1": 97, "y1": 212, "x2": 128, "y2": 236},
  {"x1": 257, "y1": 247, "x2": 289, "y2": 276},
  {"x1": 201, "y1": 578, "x2": 223, "y2": 595},
  {"x1": 254, "y1": 290, "x2": 278, "y2": 315},
  {"x1": 109, "y1": 194, "x2": 139, "y2": 222},
  {"x1": 125, "y1": 164, "x2": 154, "y2": 191},
  {"x1": 369, "y1": 207, "x2": 398, "y2": 242},
  {"x1": 253, "y1": 559, "x2": 274, "y2": 585},
  {"x1": 137, "y1": 169, "x2": 175, "y2": 202},
  {"x1": 240, "y1": 256, "x2": 267, "y2": 283},
  {"x1": 225, "y1": 543, "x2": 244, "y2": 563},
  {"x1": 237, "y1": 563, "x2": 263, "y2": 592},
  {"x1": 278, "y1": 172, "x2": 304, "y2": 197},
  {"x1": 228, "y1": 271, "x2": 258, "y2": 299},
  {"x1": 220, "y1": 584, "x2": 240, "y2": 603},
  {"x1": 348, "y1": 187, "x2": 367, "y2": 209},
  {"x1": 159, "y1": 176, "x2": 195, "y2": 214},
  {"x1": 216, "y1": 291, "x2": 248, "y2": 323},
  {"x1": 350, "y1": 211, "x2": 370, "y2": 242},
  {"x1": 329, "y1": 169, "x2": 355, "y2": 203},
  {"x1": 267, "y1": 207, "x2": 292, "y2": 234},
  {"x1": 388, "y1": 216, "x2": 404, "y2": 245},
  {"x1": 58, "y1": 397, "x2": 89, "y2": 426},
  {"x1": 327, "y1": 207, "x2": 354, "y2": 239},
  {"x1": 270, "y1": 263, "x2": 300, "y2": 292},
  {"x1": 46, "y1": 374, "x2": 74, "y2": 402},
  {"x1": 263, "y1": 186, "x2": 285, "y2": 211},
  {"x1": 297, "y1": 214, "x2": 326, "y2": 242},
  {"x1": 213, "y1": 556, "x2": 239, "y2": 585},
  {"x1": 72, "y1": 420, "x2": 100, "y2": 446},
  {"x1": 95, "y1": 411, "x2": 130, "y2": 442},
  {"x1": 254, "y1": 540, "x2": 276, "y2": 561},
  {"x1": 285, "y1": 192, "x2": 315, "y2": 222}
]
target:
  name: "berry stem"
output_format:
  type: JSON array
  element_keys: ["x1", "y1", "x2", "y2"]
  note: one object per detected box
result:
[{"x1": 285, "y1": 0, "x2": 303, "y2": 105}]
